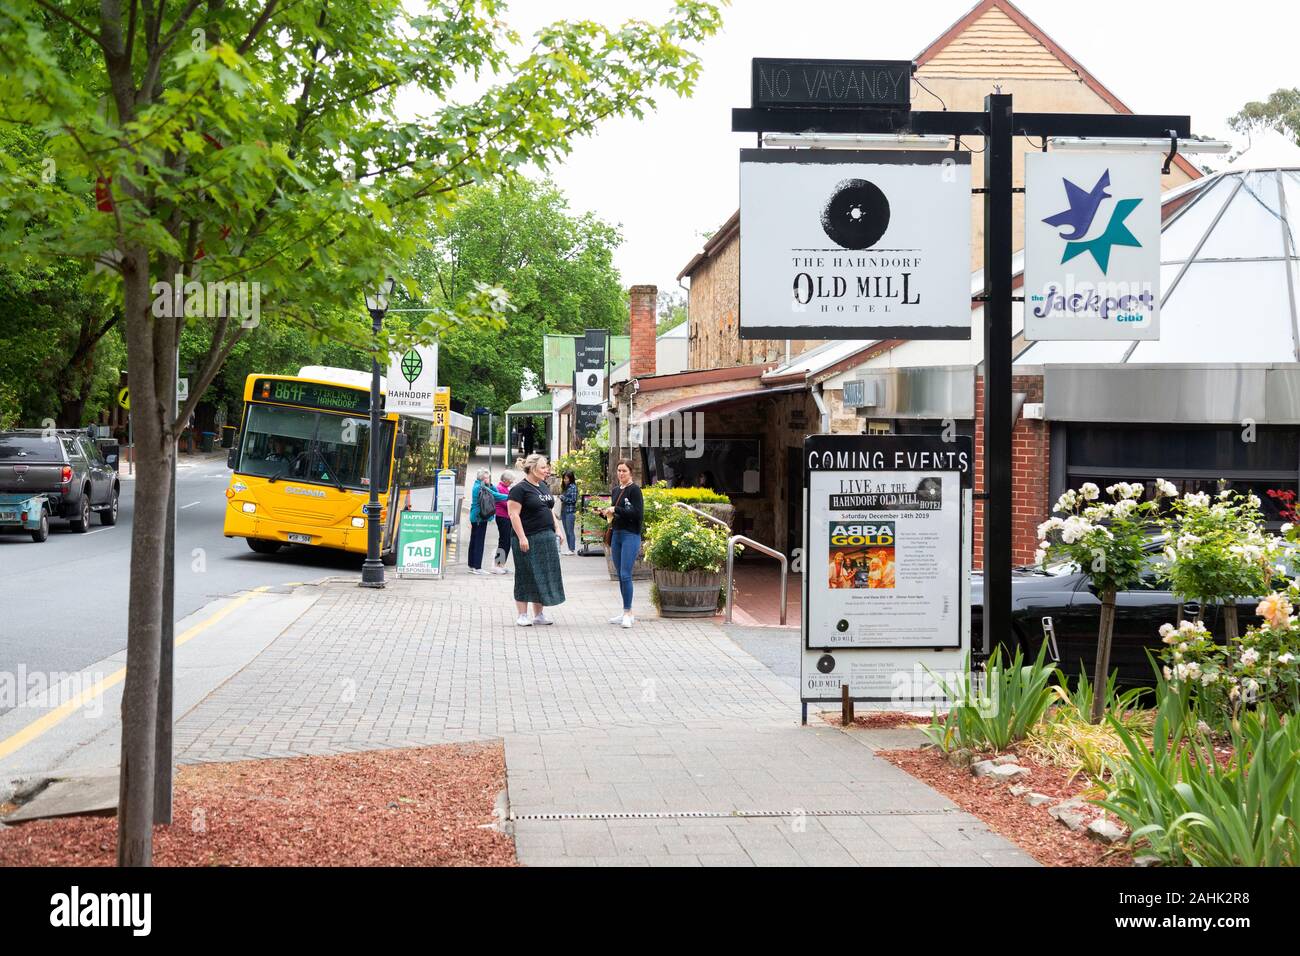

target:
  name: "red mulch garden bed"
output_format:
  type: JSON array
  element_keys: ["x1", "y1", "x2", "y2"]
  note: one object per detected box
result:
[
  {"x1": 881, "y1": 747, "x2": 1132, "y2": 867},
  {"x1": 0, "y1": 742, "x2": 516, "y2": 867},
  {"x1": 819, "y1": 711, "x2": 935, "y2": 730}
]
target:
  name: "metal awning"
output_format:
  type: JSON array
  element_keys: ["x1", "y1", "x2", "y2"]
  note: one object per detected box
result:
[{"x1": 633, "y1": 384, "x2": 804, "y2": 426}]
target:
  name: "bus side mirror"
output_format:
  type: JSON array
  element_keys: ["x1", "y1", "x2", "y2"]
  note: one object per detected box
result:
[
  {"x1": 394, "y1": 433, "x2": 408, "y2": 459},
  {"x1": 227, "y1": 446, "x2": 238, "y2": 469}
]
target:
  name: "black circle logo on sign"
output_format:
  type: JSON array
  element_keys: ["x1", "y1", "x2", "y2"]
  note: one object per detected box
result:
[
  {"x1": 836, "y1": 619, "x2": 850, "y2": 633},
  {"x1": 821, "y1": 178, "x2": 890, "y2": 250},
  {"x1": 817, "y1": 654, "x2": 836, "y2": 674},
  {"x1": 586, "y1": 373, "x2": 598, "y2": 387}
]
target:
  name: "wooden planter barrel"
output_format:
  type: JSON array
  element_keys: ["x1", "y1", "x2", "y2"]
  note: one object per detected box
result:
[
  {"x1": 653, "y1": 568, "x2": 723, "y2": 618},
  {"x1": 606, "y1": 547, "x2": 653, "y2": 580}
]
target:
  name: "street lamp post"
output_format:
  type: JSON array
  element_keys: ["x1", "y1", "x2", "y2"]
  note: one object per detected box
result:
[{"x1": 360, "y1": 276, "x2": 397, "y2": 589}]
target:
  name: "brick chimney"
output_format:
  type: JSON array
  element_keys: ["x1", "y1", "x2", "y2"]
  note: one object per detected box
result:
[{"x1": 629, "y1": 284, "x2": 657, "y2": 378}]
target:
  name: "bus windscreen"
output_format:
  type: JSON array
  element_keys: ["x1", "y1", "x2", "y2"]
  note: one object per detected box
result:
[{"x1": 236, "y1": 404, "x2": 393, "y2": 491}]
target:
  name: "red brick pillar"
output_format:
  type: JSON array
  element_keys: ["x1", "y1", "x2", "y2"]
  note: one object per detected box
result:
[
  {"x1": 974, "y1": 373, "x2": 1051, "y2": 569},
  {"x1": 629, "y1": 284, "x2": 657, "y2": 378}
]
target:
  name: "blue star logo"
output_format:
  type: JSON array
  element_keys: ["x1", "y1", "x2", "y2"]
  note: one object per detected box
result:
[{"x1": 1043, "y1": 169, "x2": 1142, "y2": 274}]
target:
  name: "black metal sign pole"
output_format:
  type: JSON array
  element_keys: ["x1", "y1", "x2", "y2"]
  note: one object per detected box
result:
[
  {"x1": 733, "y1": 79, "x2": 1189, "y2": 664},
  {"x1": 982, "y1": 92, "x2": 1014, "y2": 660}
]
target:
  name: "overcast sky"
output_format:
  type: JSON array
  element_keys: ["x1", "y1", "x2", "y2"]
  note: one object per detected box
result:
[{"x1": 458, "y1": 0, "x2": 1297, "y2": 295}]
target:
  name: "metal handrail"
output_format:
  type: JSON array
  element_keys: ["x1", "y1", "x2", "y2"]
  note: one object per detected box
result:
[
  {"x1": 670, "y1": 502, "x2": 788, "y2": 626},
  {"x1": 671, "y1": 500, "x2": 730, "y2": 529},
  {"x1": 726, "y1": 535, "x2": 788, "y2": 626}
]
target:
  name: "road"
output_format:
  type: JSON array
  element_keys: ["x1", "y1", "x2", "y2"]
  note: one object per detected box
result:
[{"x1": 0, "y1": 453, "x2": 363, "y2": 715}]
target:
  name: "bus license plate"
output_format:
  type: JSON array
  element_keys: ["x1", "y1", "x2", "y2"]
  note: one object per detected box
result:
[{"x1": 287, "y1": 533, "x2": 312, "y2": 544}]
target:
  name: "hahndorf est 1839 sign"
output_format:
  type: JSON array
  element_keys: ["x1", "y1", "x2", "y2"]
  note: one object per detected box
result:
[
  {"x1": 1023, "y1": 151, "x2": 1162, "y2": 341},
  {"x1": 739, "y1": 150, "x2": 972, "y2": 340}
]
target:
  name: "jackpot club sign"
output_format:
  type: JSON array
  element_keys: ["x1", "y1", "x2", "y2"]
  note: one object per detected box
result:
[
  {"x1": 739, "y1": 150, "x2": 972, "y2": 340},
  {"x1": 1024, "y1": 151, "x2": 1162, "y2": 341}
]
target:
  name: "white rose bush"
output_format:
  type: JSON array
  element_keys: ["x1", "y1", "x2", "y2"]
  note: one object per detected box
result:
[
  {"x1": 1036, "y1": 480, "x2": 1169, "y2": 722},
  {"x1": 1158, "y1": 489, "x2": 1280, "y2": 641}
]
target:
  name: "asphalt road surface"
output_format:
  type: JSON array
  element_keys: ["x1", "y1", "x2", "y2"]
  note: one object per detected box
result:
[{"x1": 0, "y1": 454, "x2": 364, "y2": 715}]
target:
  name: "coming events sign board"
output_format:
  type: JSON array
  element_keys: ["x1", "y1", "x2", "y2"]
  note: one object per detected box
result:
[
  {"x1": 801, "y1": 435, "x2": 971, "y2": 706},
  {"x1": 1024, "y1": 152, "x2": 1161, "y2": 341},
  {"x1": 739, "y1": 150, "x2": 971, "y2": 340}
]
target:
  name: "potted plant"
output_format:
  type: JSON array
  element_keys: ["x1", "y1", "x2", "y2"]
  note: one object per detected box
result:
[{"x1": 644, "y1": 507, "x2": 735, "y2": 617}]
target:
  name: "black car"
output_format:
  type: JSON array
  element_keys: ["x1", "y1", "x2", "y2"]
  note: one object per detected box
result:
[
  {"x1": 972, "y1": 539, "x2": 1271, "y2": 685},
  {"x1": 0, "y1": 429, "x2": 120, "y2": 532}
]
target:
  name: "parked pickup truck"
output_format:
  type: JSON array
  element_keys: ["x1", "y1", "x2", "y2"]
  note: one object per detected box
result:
[{"x1": 0, "y1": 429, "x2": 120, "y2": 532}]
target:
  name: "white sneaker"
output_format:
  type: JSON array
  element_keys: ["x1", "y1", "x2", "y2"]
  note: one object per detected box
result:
[
  {"x1": 621, "y1": 614, "x2": 634, "y2": 629},
  {"x1": 491, "y1": 566, "x2": 508, "y2": 575},
  {"x1": 533, "y1": 612, "x2": 553, "y2": 625},
  {"x1": 469, "y1": 568, "x2": 485, "y2": 575},
  {"x1": 608, "y1": 613, "x2": 626, "y2": 624},
  {"x1": 515, "y1": 614, "x2": 533, "y2": 627}
]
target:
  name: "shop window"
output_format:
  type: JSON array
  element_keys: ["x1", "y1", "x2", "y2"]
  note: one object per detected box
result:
[
  {"x1": 644, "y1": 437, "x2": 762, "y2": 496},
  {"x1": 1068, "y1": 425, "x2": 1299, "y2": 473}
]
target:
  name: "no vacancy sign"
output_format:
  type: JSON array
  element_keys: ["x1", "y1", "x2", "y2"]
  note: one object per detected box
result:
[
  {"x1": 1024, "y1": 151, "x2": 1161, "y2": 341},
  {"x1": 739, "y1": 149, "x2": 972, "y2": 340}
]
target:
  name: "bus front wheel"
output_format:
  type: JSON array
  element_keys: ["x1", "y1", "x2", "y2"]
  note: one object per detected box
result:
[{"x1": 247, "y1": 539, "x2": 282, "y2": 555}]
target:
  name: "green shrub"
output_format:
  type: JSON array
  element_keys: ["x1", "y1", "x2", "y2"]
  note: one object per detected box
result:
[
  {"x1": 643, "y1": 506, "x2": 733, "y2": 574},
  {"x1": 921, "y1": 643, "x2": 1057, "y2": 754},
  {"x1": 1099, "y1": 702, "x2": 1300, "y2": 866},
  {"x1": 1054, "y1": 667, "x2": 1150, "y2": 728}
]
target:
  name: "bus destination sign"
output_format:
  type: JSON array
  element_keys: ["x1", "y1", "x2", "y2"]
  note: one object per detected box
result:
[
  {"x1": 752, "y1": 58, "x2": 913, "y2": 111},
  {"x1": 254, "y1": 377, "x2": 376, "y2": 414}
]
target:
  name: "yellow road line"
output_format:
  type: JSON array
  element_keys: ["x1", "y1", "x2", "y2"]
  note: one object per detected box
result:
[{"x1": 0, "y1": 586, "x2": 271, "y2": 763}]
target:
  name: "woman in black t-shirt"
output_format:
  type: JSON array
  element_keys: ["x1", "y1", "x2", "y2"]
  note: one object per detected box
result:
[
  {"x1": 601, "y1": 459, "x2": 644, "y2": 628},
  {"x1": 506, "y1": 453, "x2": 565, "y2": 626}
]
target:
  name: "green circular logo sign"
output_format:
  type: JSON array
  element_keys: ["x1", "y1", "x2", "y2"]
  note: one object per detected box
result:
[{"x1": 400, "y1": 349, "x2": 423, "y2": 386}]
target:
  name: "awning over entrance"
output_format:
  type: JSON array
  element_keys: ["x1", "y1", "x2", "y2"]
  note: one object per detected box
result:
[
  {"x1": 633, "y1": 384, "x2": 804, "y2": 426},
  {"x1": 505, "y1": 394, "x2": 554, "y2": 416}
]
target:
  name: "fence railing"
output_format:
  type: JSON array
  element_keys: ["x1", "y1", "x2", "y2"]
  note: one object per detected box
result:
[{"x1": 672, "y1": 502, "x2": 788, "y2": 626}]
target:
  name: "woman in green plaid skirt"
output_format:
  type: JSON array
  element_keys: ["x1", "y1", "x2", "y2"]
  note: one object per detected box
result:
[{"x1": 506, "y1": 453, "x2": 566, "y2": 625}]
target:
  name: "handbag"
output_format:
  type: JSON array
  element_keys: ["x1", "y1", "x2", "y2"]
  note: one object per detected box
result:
[{"x1": 603, "y1": 487, "x2": 626, "y2": 547}]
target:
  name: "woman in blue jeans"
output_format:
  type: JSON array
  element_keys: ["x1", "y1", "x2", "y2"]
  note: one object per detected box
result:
[
  {"x1": 602, "y1": 459, "x2": 644, "y2": 628},
  {"x1": 559, "y1": 471, "x2": 579, "y2": 554}
]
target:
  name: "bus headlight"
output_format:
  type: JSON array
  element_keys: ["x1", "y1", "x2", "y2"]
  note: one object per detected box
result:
[
  {"x1": 242, "y1": 502, "x2": 257, "y2": 514},
  {"x1": 351, "y1": 517, "x2": 365, "y2": 528}
]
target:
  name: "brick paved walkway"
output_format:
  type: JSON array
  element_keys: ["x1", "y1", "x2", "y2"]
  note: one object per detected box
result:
[{"x1": 173, "y1": 534, "x2": 1035, "y2": 867}]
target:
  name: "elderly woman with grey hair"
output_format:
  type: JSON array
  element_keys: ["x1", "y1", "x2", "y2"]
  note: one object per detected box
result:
[
  {"x1": 468, "y1": 467, "x2": 509, "y2": 574},
  {"x1": 507, "y1": 453, "x2": 565, "y2": 625}
]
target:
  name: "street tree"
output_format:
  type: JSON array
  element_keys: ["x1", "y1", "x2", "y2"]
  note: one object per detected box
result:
[
  {"x1": 0, "y1": 0, "x2": 722, "y2": 865},
  {"x1": 406, "y1": 177, "x2": 627, "y2": 416},
  {"x1": 1230, "y1": 88, "x2": 1300, "y2": 145}
]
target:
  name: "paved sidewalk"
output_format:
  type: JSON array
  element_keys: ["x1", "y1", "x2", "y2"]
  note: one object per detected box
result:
[{"x1": 167, "y1": 540, "x2": 1034, "y2": 867}]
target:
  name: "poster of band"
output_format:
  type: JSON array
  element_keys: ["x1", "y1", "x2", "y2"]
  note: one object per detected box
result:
[{"x1": 801, "y1": 435, "x2": 972, "y2": 705}]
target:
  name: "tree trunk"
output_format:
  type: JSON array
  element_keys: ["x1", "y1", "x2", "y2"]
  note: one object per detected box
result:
[
  {"x1": 116, "y1": 250, "x2": 173, "y2": 866},
  {"x1": 1223, "y1": 603, "x2": 1239, "y2": 642},
  {"x1": 1091, "y1": 587, "x2": 1117, "y2": 724}
]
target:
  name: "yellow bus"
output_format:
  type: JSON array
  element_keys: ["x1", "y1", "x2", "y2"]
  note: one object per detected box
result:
[{"x1": 223, "y1": 366, "x2": 470, "y2": 559}]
